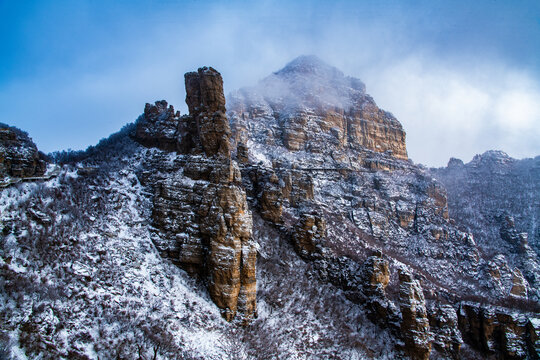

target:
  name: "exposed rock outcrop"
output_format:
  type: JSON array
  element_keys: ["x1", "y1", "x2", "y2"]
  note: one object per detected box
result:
[
  {"x1": 291, "y1": 211, "x2": 326, "y2": 258},
  {"x1": 133, "y1": 59, "x2": 537, "y2": 357},
  {"x1": 458, "y1": 302, "x2": 538, "y2": 359},
  {"x1": 427, "y1": 303, "x2": 462, "y2": 358},
  {"x1": 398, "y1": 269, "x2": 432, "y2": 360},
  {"x1": 184, "y1": 67, "x2": 231, "y2": 157},
  {"x1": 360, "y1": 254, "x2": 392, "y2": 321},
  {"x1": 0, "y1": 123, "x2": 46, "y2": 180},
  {"x1": 134, "y1": 100, "x2": 181, "y2": 151},
  {"x1": 136, "y1": 67, "x2": 256, "y2": 321},
  {"x1": 431, "y1": 152, "x2": 540, "y2": 302}
]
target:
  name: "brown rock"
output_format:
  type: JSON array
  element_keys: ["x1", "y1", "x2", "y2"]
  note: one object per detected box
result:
[
  {"x1": 256, "y1": 169, "x2": 284, "y2": 223},
  {"x1": 398, "y1": 269, "x2": 432, "y2": 360},
  {"x1": 427, "y1": 303, "x2": 462, "y2": 359},
  {"x1": 228, "y1": 56, "x2": 408, "y2": 161},
  {"x1": 361, "y1": 254, "x2": 392, "y2": 321},
  {"x1": 280, "y1": 169, "x2": 314, "y2": 208},
  {"x1": 362, "y1": 255, "x2": 390, "y2": 294},
  {"x1": 526, "y1": 318, "x2": 540, "y2": 359},
  {"x1": 292, "y1": 212, "x2": 326, "y2": 258},
  {"x1": 236, "y1": 142, "x2": 249, "y2": 164},
  {"x1": 134, "y1": 100, "x2": 181, "y2": 151},
  {"x1": 510, "y1": 268, "x2": 528, "y2": 298},
  {"x1": 457, "y1": 302, "x2": 534, "y2": 358},
  {"x1": 185, "y1": 67, "x2": 231, "y2": 157},
  {"x1": 145, "y1": 67, "x2": 256, "y2": 322}
]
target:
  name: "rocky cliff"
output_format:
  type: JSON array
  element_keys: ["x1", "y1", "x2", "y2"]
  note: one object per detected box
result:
[
  {"x1": 0, "y1": 123, "x2": 46, "y2": 182},
  {"x1": 228, "y1": 55, "x2": 408, "y2": 160},
  {"x1": 431, "y1": 151, "x2": 540, "y2": 302},
  {"x1": 134, "y1": 67, "x2": 256, "y2": 321}
]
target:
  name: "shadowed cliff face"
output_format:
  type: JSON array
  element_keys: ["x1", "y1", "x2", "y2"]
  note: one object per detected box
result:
[{"x1": 0, "y1": 123, "x2": 46, "y2": 181}]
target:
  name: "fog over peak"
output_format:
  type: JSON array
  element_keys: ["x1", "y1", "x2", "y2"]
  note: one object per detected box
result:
[{"x1": 275, "y1": 55, "x2": 341, "y2": 77}]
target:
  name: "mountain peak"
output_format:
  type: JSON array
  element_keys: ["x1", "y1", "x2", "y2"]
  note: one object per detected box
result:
[
  {"x1": 471, "y1": 150, "x2": 514, "y2": 166},
  {"x1": 274, "y1": 55, "x2": 343, "y2": 79}
]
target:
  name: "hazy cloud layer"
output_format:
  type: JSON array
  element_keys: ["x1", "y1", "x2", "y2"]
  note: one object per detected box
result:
[{"x1": 1, "y1": 0, "x2": 539, "y2": 166}]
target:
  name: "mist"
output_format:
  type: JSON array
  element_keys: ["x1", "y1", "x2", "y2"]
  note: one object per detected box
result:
[{"x1": 1, "y1": 0, "x2": 539, "y2": 166}]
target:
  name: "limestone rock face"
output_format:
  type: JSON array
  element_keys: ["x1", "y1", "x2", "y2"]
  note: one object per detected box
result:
[
  {"x1": 458, "y1": 302, "x2": 536, "y2": 359},
  {"x1": 427, "y1": 303, "x2": 462, "y2": 358},
  {"x1": 185, "y1": 67, "x2": 231, "y2": 157},
  {"x1": 0, "y1": 123, "x2": 46, "y2": 180},
  {"x1": 138, "y1": 67, "x2": 255, "y2": 321},
  {"x1": 134, "y1": 100, "x2": 181, "y2": 151},
  {"x1": 228, "y1": 55, "x2": 407, "y2": 160},
  {"x1": 256, "y1": 170, "x2": 284, "y2": 223},
  {"x1": 292, "y1": 212, "x2": 326, "y2": 258},
  {"x1": 131, "y1": 59, "x2": 538, "y2": 356},
  {"x1": 361, "y1": 255, "x2": 393, "y2": 321},
  {"x1": 398, "y1": 269, "x2": 432, "y2": 360},
  {"x1": 199, "y1": 167, "x2": 255, "y2": 321}
]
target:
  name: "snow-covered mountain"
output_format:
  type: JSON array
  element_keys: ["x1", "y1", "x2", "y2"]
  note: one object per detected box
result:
[{"x1": 1, "y1": 57, "x2": 539, "y2": 360}]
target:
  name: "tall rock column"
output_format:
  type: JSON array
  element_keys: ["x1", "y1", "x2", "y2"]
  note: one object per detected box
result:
[
  {"x1": 184, "y1": 68, "x2": 256, "y2": 321},
  {"x1": 139, "y1": 67, "x2": 256, "y2": 322},
  {"x1": 398, "y1": 269, "x2": 432, "y2": 360},
  {"x1": 184, "y1": 67, "x2": 231, "y2": 157}
]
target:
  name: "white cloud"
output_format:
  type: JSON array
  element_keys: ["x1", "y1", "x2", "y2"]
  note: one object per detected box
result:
[{"x1": 360, "y1": 56, "x2": 540, "y2": 166}]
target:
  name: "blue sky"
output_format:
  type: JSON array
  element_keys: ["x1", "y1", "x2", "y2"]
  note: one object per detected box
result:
[{"x1": 1, "y1": 0, "x2": 539, "y2": 166}]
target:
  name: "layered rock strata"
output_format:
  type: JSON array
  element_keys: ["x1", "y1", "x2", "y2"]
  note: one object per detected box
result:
[
  {"x1": 133, "y1": 58, "x2": 538, "y2": 357},
  {"x1": 398, "y1": 269, "x2": 432, "y2": 360},
  {"x1": 458, "y1": 302, "x2": 539, "y2": 359},
  {"x1": 228, "y1": 55, "x2": 407, "y2": 160},
  {"x1": 427, "y1": 303, "x2": 462, "y2": 358}
]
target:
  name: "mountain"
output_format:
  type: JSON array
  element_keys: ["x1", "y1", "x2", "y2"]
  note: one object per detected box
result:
[
  {"x1": 431, "y1": 151, "x2": 540, "y2": 301},
  {"x1": 431, "y1": 151, "x2": 540, "y2": 256},
  {"x1": 228, "y1": 55, "x2": 407, "y2": 160},
  {"x1": 1, "y1": 57, "x2": 539, "y2": 360}
]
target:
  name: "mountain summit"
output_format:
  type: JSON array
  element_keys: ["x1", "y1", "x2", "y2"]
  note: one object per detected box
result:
[
  {"x1": 228, "y1": 56, "x2": 407, "y2": 159},
  {"x1": 274, "y1": 55, "x2": 347, "y2": 79}
]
